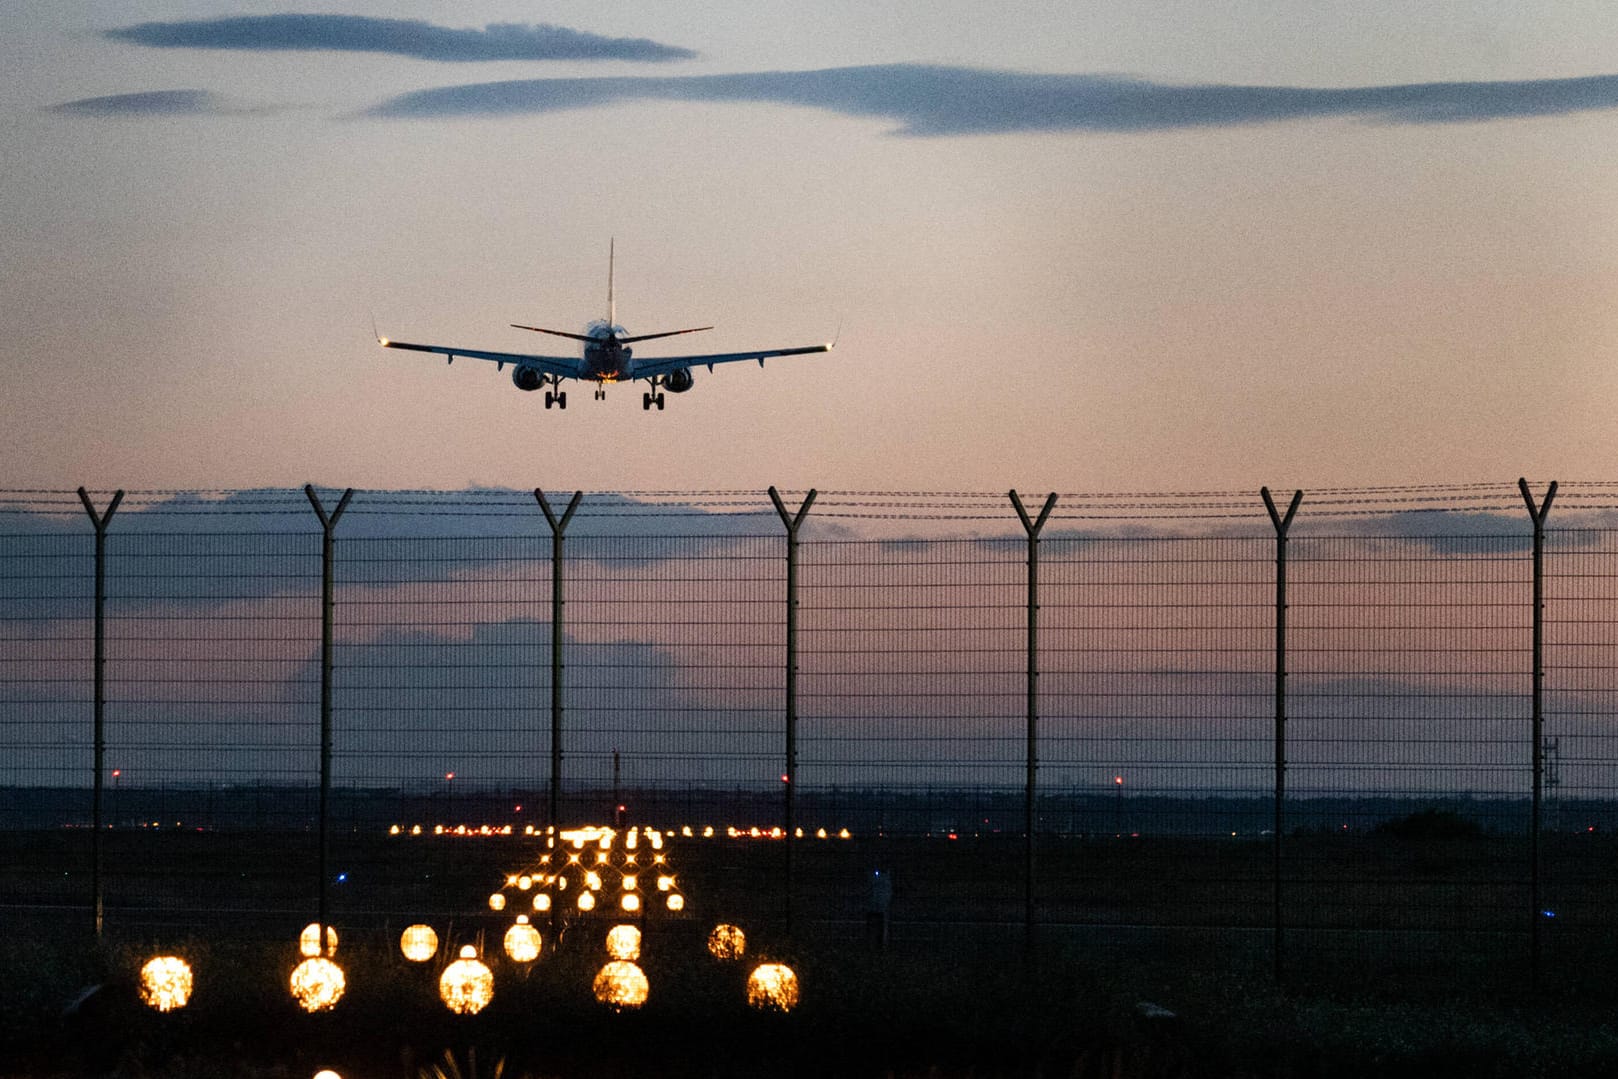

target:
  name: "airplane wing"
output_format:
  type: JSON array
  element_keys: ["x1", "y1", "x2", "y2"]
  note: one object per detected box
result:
[
  {"x1": 378, "y1": 337, "x2": 583, "y2": 380},
  {"x1": 632, "y1": 342, "x2": 832, "y2": 380}
]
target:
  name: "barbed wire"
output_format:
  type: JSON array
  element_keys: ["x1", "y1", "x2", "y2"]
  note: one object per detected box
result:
[{"x1": 1, "y1": 482, "x2": 1613, "y2": 523}]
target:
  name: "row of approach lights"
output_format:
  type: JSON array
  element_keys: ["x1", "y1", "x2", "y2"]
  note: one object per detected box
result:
[
  {"x1": 137, "y1": 825, "x2": 799, "y2": 1016},
  {"x1": 138, "y1": 918, "x2": 794, "y2": 1016}
]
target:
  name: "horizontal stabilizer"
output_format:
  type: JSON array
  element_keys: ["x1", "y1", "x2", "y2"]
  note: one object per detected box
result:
[
  {"x1": 618, "y1": 326, "x2": 713, "y2": 345},
  {"x1": 510, "y1": 323, "x2": 598, "y2": 343}
]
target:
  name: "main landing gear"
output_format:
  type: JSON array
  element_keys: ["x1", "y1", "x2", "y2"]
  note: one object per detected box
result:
[
  {"x1": 544, "y1": 389, "x2": 567, "y2": 409},
  {"x1": 642, "y1": 390, "x2": 666, "y2": 411}
]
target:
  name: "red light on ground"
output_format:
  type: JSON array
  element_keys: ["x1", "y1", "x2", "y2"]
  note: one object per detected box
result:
[
  {"x1": 445, "y1": 772, "x2": 455, "y2": 781},
  {"x1": 514, "y1": 805, "x2": 522, "y2": 812},
  {"x1": 1114, "y1": 776, "x2": 1123, "y2": 785},
  {"x1": 617, "y1": 805, "x2": 626, "y2": 813},
  {"x1": 947, "y1": 832, "x2": 958, "y2": 840},
  {"x1": 112, "y1": 770, "x2": 121, "y2": 778},
  {"x1": 780, "y1": 774, "x2": 790, "y2": 784}
]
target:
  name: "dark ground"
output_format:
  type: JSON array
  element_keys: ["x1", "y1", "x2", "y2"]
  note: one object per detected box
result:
[{"x1": 6, "y1": 826, "x2": 1618, "y2": 1076}]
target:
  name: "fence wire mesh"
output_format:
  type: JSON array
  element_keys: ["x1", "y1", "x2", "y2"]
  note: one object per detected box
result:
[{"x1": 3, "y1": 483, "x2": 1616, "y2": 989}]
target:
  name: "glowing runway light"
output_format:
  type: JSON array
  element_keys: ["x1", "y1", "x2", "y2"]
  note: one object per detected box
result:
[
  {"x1": 439, "y1": 945, "x2": 494, "y2": 1015},
  {"x1": 593, "y1": 960, "x2": 649, "y2": 1010},
  {"x1": 400, "y1": 924, "x2": 439, "y2": 962},
  {"x1": 489, "y1": 892, "x2": 507, "y2": 912},
  {"x1": 504, "y1": 916, "x2": 542, "y2": 963},
  {"x1": 138, "y1": 955, "x2": 193, "y2": 1012},
  {"x1": 299, "y1": 922, "x2": 338, "y2": 958},
  {"x1": 290, "y1": 957, "x2": 345, "y2": 1012},
  {"x1": 606, "y1": 924, "x2": 641, "y2": 961},
  {"x1": 707, "y1": 923, "x2": 746, "y2": 961},
  {"x1": 746, "y1": 963, "x2": 800, "y2": 1012}
]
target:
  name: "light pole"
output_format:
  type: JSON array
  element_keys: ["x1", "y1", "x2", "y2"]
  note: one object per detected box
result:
[{"x1": 1114, "y1": 774, "x2": 1124, "y2": 836}]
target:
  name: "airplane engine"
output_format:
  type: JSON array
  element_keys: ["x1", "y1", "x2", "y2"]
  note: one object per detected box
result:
[
  {"x1": 663, "y1": 367, "x2": 694, "y2": 394},
  {"x1": 512, "y1": 366, "x2": 545, "y2": 392}
]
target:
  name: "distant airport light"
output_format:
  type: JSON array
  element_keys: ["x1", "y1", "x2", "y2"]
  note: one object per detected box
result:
[
  {"x1": 488, "y1": 892, "x2": 506, "y2": 912},
  {"x1": 139, "y1": 955, "x2": 193, "y2": 1012}
]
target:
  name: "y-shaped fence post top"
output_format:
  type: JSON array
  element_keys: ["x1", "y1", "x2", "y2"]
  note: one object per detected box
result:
[
  {"x1": 77, "y1": 487, "x2": 124, "y2": 531},
  {"x1": 768, "y1": 487, "x2": 816, "y2": 534},
  {"x1": 1519, "y1": 478, "x2": 1557, "y2": 524},
  {"x1": 535, "y1": 489, "x2": 583, "y2": 534},
  {"x1": 1260, "y1": 487, "x2": 1304, "y2": 537},
  {"x1": 1008, "y1": 490, "x2": 1057, "y2": 537},
  {"x1": 304, "y1": 484, "x2": 353, "y2": 531}
]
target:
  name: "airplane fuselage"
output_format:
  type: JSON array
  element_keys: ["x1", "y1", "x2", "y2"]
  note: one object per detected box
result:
[{"x1": 581, "y1": 320, "x2": 631, "y2": 383}]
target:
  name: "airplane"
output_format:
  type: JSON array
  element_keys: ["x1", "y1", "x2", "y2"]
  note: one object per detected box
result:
[{"x1": 377, "y1": 242, "x2": 834, "y2": 411}]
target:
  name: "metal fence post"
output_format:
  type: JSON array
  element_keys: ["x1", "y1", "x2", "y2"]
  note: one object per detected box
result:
[
  {"x1": 77, "y1": 487, "x2": 123, "y2": 939},
  {"x1": 1519, "y1": 477, "x2": 1556, "y2": 988},
  {"x1": 536, "y1": 490, "x2": 582, "y2": 832},
  {"x1": 1010, "y1": 489, "x2": 1057, "y2": 957},
  {"x1": 769, "y1": 486, "x2": 816, "y2": 936},
  {"x1": 304, "y1": 484, "x2": 353, "y2": 945},
  {"x1": 1261, "y1": 486, "x2": 1303, "y2": 982}
]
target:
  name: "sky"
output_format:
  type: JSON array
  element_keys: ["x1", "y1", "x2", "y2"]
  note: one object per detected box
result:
[{"x1": 6, "y1": 4, "x2": 1618, "y2": 494}]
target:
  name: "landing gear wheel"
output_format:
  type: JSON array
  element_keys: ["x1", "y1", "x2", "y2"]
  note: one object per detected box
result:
[
  {"x1": 655, "y1": 393, "x2": 665, "y2": 411},
  {"x1": 556, "y1": 391, "x2": 567, "y2": 409},
  {"x1": 642, "y1": 392, "x2": 652, "y2": 411},
  {"x1": 544, "y1": 391, "x2": 555, "y2": 409}
]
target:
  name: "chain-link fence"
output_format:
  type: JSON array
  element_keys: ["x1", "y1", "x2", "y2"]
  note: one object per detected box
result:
[{"x1": 4, "y1": 483, "x2": 1616, "y2": 990}]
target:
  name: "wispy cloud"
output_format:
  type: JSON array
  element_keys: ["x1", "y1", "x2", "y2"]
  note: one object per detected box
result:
[
  {"x1": 105, "y1": 14, "x2": 696, "y2": 63},
  {"x1": 366, "y1": 64, "x2": 1618, "y2": 134},
  {"x1": 47, "y1": 89, "x2": 231, "y2": 116}
]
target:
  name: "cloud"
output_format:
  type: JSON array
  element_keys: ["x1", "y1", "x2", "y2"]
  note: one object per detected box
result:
[
  {"x1": 104, "y1": 14, "x2": 695, "y2": 63},
  {"x1": 366, "y1": 64, "x2": 1618, "y2": 135},
  {"x1": 47, "y1": 89, "x2": 229, "y2": 116}
]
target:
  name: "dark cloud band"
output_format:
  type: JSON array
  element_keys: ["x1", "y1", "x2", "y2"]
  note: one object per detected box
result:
[
  {"x1": 367, "y1": 64, "x2": 1618, "y2": 134},
  {"x1": 48, "y1": 89, "x2": 224, "y2": 116},
  {"x1": 105, "y1": 14, "x2": 696, "y2": 63}
]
